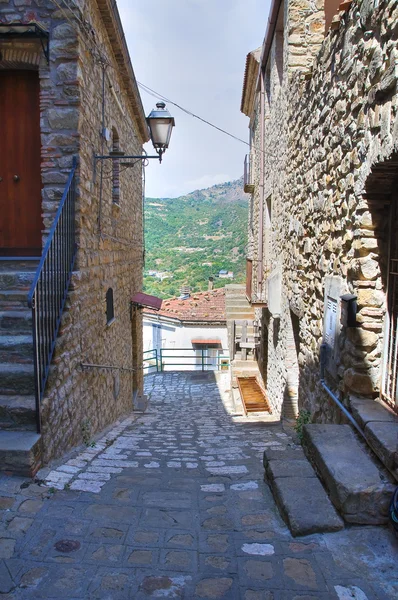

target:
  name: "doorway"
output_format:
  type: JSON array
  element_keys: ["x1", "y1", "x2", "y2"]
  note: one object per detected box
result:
[{"x1": 0, "y1": 70, "x2": 42, "y2": 256}]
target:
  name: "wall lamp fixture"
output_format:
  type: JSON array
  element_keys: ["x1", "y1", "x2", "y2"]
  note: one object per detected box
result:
[{"x1": 95, "y1": 102, "x2": 175, "y2": 166}]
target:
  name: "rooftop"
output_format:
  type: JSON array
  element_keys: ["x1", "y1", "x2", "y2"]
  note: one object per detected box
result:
[{"x1": 144, "y1": 288, "x2": 226, "y2": 323}]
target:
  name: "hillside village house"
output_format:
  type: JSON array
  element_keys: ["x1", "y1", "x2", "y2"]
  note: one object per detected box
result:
[
  {"x1": 240, "y1": 0, "x2": 398, "y2": 522},
  {"x1": 143, "y1": 288, "x2": 228, "y2": 372},
  {"x1": 0, "y1": 0, "x2": 161, "y2": 475}
]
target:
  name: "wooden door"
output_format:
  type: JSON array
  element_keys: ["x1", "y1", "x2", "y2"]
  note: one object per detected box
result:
[{"x1": 0, "y1": 70, "x2": 42, "y2": 256}]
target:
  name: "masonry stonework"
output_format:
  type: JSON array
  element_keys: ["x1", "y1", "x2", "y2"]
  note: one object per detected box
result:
[
  {"x1": 1, "y1": 0, "x2": 147, "y2": 462},
  {"x1": 243, "y1": 0, "x2": 398, "y2": 421}
]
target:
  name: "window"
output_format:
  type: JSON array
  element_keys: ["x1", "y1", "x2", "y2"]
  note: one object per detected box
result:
[
  {"x1": 106, "y1": 288, "x2": 114, "y2": 324},
  {"x1": 112, "y1": 128, "x2": 120, "y2": 204}
]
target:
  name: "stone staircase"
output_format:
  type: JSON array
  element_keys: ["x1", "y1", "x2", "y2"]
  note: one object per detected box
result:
[
  {"x1": 225, "y1": 284, "x2": 256, "y2": 376},
  {"x1": 302, "y1": 423, "x2": 395, "y2": 525},
  {"x1": 0, "y1": 259, "x2": 42, "y2": 476}
]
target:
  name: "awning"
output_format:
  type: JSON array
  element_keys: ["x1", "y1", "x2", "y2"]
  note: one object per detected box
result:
[
  {"x1": 191, "y1": 338, "x2": 221, "y2": 345},
  {"x1": 131, "y1": 293, "x2": 163, "y2": 311}
]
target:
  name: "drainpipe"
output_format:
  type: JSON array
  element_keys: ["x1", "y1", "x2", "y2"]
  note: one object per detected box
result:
[
  {"x1": 257, "y1": 72, "x2": 265, "y2": 297},
  {"x1": 320, "y1": 343, "x2": 365, "y2": 438}
]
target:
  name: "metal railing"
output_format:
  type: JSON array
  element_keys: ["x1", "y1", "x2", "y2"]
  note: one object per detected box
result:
[
  {"x1": 28, "y1": 158, "x2": 77, "y2": 432},
  {"x1": 143, "y1": 348, "x2": 230, "y2": 373}
]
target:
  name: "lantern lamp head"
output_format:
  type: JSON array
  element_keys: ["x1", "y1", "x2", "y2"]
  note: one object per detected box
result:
[{"x1": 146, "y1": 102, "x2": 175, "y2": 162}]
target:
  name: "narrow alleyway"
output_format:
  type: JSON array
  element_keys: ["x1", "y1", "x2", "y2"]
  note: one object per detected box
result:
[{"x1": 0, "y1": 372, "x2": 396, "y2": 599}]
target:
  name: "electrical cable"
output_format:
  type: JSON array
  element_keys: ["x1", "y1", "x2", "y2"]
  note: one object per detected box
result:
[{"x1": 138, "y1": 81, "x2": 250, "y2": 147}]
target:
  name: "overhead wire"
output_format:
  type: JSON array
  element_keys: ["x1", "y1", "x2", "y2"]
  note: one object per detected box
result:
[{"x1": 138, "y1": 81, "x2": 250, "y2": 147}]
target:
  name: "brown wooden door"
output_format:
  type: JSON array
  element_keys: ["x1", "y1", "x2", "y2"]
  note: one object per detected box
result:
[{"x1": 0, "y1": 70, "x2": 42, "y2": 256}]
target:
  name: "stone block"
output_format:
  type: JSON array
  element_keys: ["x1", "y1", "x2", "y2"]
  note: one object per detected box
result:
[
  {"x1": 302, "y1": 424, "x2": 395, "y2": 524},
  {"x1": 271, "y1": 476, "x2": 343, "y2": 536}
]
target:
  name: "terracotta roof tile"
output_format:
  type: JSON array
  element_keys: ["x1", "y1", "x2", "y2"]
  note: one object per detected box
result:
[{"x1": 144, "y1": 288, "x2": 226, "y2": 322}]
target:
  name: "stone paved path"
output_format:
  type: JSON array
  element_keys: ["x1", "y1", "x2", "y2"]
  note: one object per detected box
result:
[{"x1": 0, "y1": 372, "x2": 397, "y2": 599}]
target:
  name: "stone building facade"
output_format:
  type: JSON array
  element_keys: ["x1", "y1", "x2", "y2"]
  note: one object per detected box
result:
[
  {"x1": 241, "y1": 0, "x2": 398, "y2": 430},
  {"x1": 0, "y1": 0, "x2": 149, "y2": 469}
]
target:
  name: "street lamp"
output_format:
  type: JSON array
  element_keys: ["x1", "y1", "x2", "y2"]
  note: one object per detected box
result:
[
  {"x1": 146, "y1": 102, "x2": 175, "y2": 163},
  {"x1": 94, "y1": 101, "x2": 175, "y2": 165}
]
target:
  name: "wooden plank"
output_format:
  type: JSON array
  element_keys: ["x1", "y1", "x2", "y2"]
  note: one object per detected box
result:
[{"x1": 237, "y1": 376, "x2": 272, "y2": 415}]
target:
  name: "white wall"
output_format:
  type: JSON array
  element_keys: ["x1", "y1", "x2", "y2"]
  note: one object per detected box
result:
[{"x1": 143, "y1": 315, "x2": 228, "y2": 372}]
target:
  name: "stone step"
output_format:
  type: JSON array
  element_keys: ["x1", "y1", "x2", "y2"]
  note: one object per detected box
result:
[
  {"x1": 263, "y1": 446, "x2": 344, "y2": 536},
  {"x1": 349, "y1": 396, "x2": 398, "y2": 481},
  {"x1": 302, "y1": 424, "x2": 395, "y2": 525},
  {"x1": 0, "y1": 335, "x2": 33, "y2": 364},
  {"x1": 0, "y1": 395, "x2": 36, "y2": 430},
  {"x1": 0, "y1": 310, "x2": 32, "y2": 334},
  {"x1": 0, "y1": 259, "x2": 39, "y2": 272},
  {"x1": 0, "y1": 271, "x2": 36, "y2": 291},
  {"x1": 232, "y1": 360, "x2": 258, "y2": 369},
  {"x1": 0, "y1": 363, "x2": 35, "y2": 395},
  {"x1": 226, "y1": 312, "x2": 256, "y2": 320},
  {"x1": 0, "y1": 290, "x2": 29, "y2": 310},
  {"x1": 0, "y1": 430, "x2": 42, "y2": 477}
]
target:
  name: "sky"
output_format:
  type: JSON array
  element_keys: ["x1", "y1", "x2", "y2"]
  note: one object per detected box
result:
[{"x1": 117, "y1": 0, "x2": 270, "y2": 199}]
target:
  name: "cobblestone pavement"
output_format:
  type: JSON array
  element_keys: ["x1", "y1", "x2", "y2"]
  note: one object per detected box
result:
[{"x1": 0, "y1": 371, "x2": 397, "y2": 599}]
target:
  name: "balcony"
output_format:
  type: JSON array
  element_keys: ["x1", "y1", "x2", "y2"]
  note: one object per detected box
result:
[{"x1": 244, "y1": 154, "x2": 255, "y2": 194}]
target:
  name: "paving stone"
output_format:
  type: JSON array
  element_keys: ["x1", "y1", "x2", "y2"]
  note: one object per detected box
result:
[
  {"x1": 133, "y1": 530, "x2": 160, "y2": 544},
  {"x1": 167, "y1": 533, "x2": 194, "y2": 547},
  {"x1": 7, "y1": 516, "x2": 33, "y2": 534},
  {"x1": 242, "y1": 543, "x2": 275, "y2": 556},
  {"x1": 17, "y1": 499, "x2": 43, "y2": 514},
  {"x1": 140, "y1": 574, "x2": 192, "y2": 597},
  {"x1": 0, "y1": 497, "x2": 14, "y2": 510},
  {"x1": 195, "y1": 577, "x2": 234, "y2": 598},
  {"x1": 0, "y1": 560, "x2": 14, "y2": 593},
  {"x1": 20, "y1": 566, "x2": 48, "y2": 588},
  {"x1": 283, "y1": 558, "x2": 317, "y2": 589},
  {"x1": 128, "y1": 548, "x2": 153, "y2": 565},
  {"x1": 244, "y1": 591, "x2": 275, "y2": 600},
  {"x1": 243, "y1": 559, "x2": 274, "y2": 581},
  {"x1": 0, "y1": 538, "x2": 15, "y2": 559}
]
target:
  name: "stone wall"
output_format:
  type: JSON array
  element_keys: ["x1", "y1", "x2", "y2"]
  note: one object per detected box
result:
[
  {"x1": 0, "y1": 0, "x2": 146, "y2": 461},
  {"x1": 245, "y1": 0, "x2": 398, "y2": 420}
]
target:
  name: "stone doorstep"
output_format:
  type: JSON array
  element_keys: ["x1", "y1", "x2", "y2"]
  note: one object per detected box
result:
[
  {"x1": 349, "y1": 396, "x2": 398, "y2": 481},
  {"x1": 0, "y1": 430, "x2": 42, "y2": 477},
  {"x1": 263, "y1": 446, "x2": 344, "y2": 536},
  {"x1": 302, "y1": 424, "x2": 395, "y2": 525}
]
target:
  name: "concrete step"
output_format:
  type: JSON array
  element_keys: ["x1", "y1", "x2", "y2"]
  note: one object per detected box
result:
[
  {"x1": 0, "y1": 335, "x2": 33, "y2": 364},
  {"x1": 349, "y1": 396, "x2": 398, "y2": 481},
  {"x1": 0, "y1": 290, "x2": 29, "y2": 310},
  {"x1": 302, "y1": 424, "x2": 395, "y2": 525},
  {"x1": 264, "y1": 446, "x2": 344, "y2": 536},
  {"x1": 0, "y1": 310, "x2": 32, "y2": 334},
  {"x1": 0, "y1": 430, "x2": 42, "y2": 476},
  {"x1": 0, "y1": 363, "x2": 35, "y2": 395},
  {"x1": 0, "y1": 395, "x2": 36, "y2": 430}
]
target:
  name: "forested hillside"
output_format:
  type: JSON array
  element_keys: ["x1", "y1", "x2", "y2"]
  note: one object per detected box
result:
[{"x1": 144, "y1": 178, "x2": 248, "y2": 298}]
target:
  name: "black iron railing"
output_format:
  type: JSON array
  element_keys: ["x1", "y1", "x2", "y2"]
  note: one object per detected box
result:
[{"x1": 28, "y1": 158, "x2": 77, "y2": 432}]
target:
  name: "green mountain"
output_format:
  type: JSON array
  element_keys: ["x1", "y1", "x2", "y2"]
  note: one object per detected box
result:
[{"x1": 144, "y1": 178, "x2": 249, "y2": 298}]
